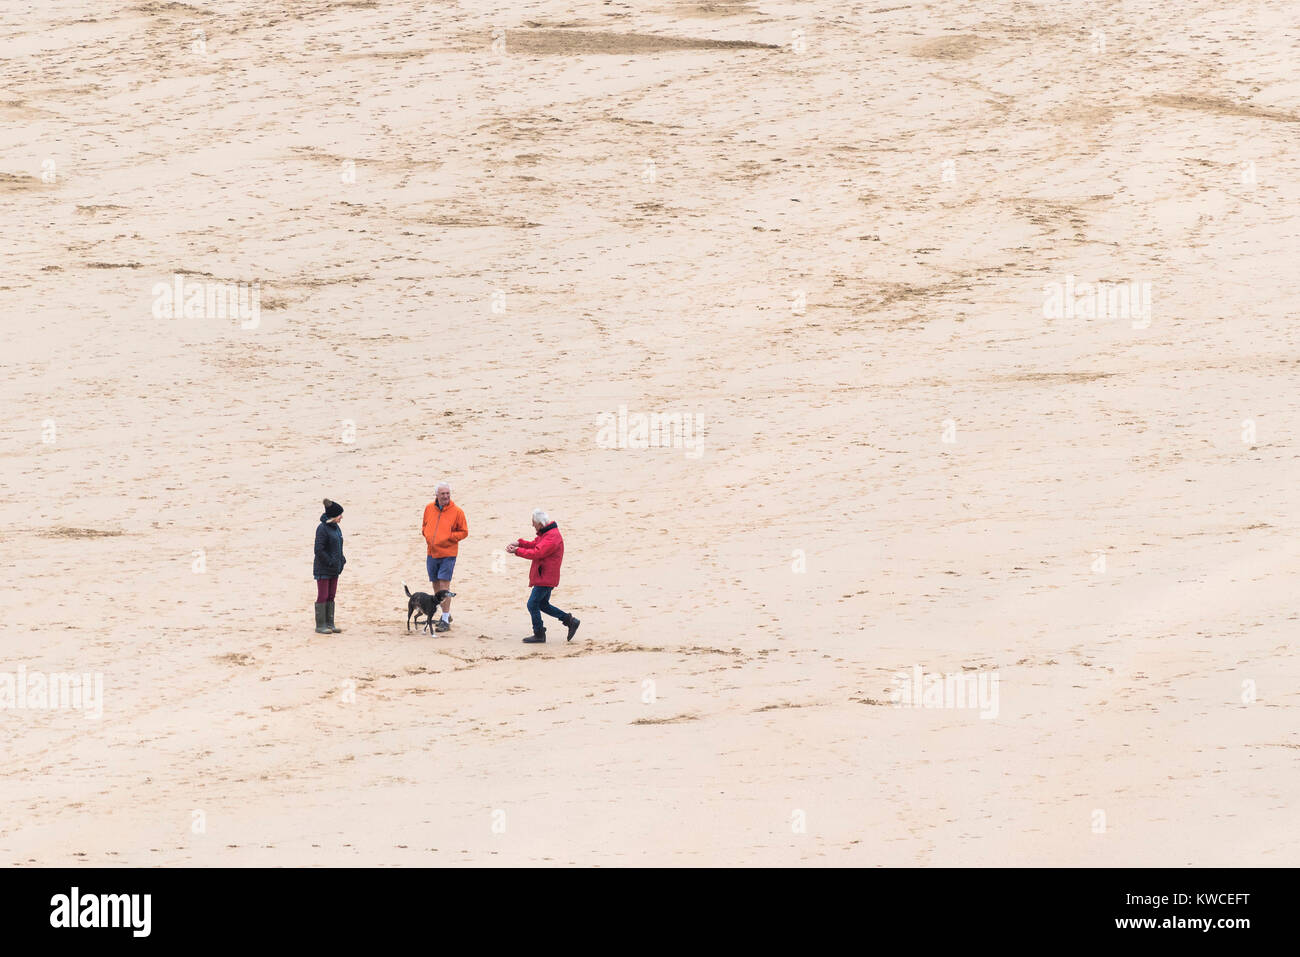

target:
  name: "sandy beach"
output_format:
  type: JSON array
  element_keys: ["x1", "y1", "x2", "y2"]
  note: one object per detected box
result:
[{"x1": 2, "y1": 0, "x2": 1298, "y2": 865}]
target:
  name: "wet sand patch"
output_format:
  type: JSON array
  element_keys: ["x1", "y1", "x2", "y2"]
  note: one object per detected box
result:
[
  {"x1": 502, "y1": 29, "x2": 779, "y2": 55},
  {"x1": 912, "y1": 34, "x2": 997, "y2": 60}
]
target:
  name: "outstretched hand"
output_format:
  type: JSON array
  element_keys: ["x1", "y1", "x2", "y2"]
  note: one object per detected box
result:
[{"x1": 506, "y1": 543, "x2": 517, "y2": 554}]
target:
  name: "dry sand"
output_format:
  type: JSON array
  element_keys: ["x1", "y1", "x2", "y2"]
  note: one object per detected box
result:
[{"x1": 3, "y1": 0, "x2": 1299, "y2": 866}]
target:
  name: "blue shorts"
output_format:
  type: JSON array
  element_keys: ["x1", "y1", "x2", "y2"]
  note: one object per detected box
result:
[{"x1": 427, "y1": 555, "x2": 456, "y2": 582}]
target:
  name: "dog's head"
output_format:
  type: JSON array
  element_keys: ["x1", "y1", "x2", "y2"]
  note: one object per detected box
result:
[{"x1": 432, "y1": 590, "x2": 456, "y2": 603}]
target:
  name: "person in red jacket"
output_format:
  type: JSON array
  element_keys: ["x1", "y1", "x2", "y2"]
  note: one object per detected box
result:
[{"x1": 507, "y1": 508, "x2": 580, "y2": 644}]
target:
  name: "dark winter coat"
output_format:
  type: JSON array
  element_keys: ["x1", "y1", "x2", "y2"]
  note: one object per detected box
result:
[{"x1": 313, "y1": 514, "x2": 346, "y2": 580}]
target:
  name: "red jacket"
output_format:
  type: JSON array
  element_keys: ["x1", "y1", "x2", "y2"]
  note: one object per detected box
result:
[{"x1": 515, "y1": 522, "x2": 564, "y2": 587}]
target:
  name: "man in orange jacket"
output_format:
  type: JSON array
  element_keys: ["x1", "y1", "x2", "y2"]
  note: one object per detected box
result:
[{"x1": 421, "y1": 481, "x2": 468, "y2": 632}]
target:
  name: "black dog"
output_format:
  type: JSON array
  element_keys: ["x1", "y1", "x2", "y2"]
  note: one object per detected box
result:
[{"x1": 404, "y1": 583, "x2": 456, "y2": 634}]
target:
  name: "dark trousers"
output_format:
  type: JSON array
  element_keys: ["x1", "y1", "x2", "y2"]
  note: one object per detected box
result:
[
  {"x1": 316, "y1": 577, "x2": 338, "y2": 602},
  {"x1": 527, "y1": 586, "x2": 567, "y2": 633}
]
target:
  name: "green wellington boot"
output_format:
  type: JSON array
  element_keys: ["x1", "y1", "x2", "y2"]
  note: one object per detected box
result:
[
  {"x1": 325, "y1": 600, "x2": 342, "y2": 633},
  {"x1": 314, "y1": 603, "x2": 332, "y2": 634}
]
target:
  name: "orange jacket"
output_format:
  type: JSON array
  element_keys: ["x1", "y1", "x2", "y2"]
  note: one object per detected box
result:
[{"x1": 422, "y1": 501, "x2": 468, "y2": 558}]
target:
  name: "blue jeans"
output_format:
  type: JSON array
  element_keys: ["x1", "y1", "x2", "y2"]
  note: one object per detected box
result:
[{"x1": 527, "y1": 586, "x2": 567, "y2": 633}]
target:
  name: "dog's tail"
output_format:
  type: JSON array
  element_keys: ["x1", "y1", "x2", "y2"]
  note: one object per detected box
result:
[{"x1": 403, "y1": 582, "x2": 411, "y2": 597}]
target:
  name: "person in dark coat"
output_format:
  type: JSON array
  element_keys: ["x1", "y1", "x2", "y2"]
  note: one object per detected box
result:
[
  {"x1": 313, "y1": 498, "x2": 346, "y2": 634},
  {"x1": 507, "y1": 508, "x2": 580, "y2": 644}
]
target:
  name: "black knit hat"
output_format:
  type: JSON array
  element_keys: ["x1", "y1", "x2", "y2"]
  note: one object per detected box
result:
[{"x1": 323, "y1": 498, "x2": 343, "y2": 519}]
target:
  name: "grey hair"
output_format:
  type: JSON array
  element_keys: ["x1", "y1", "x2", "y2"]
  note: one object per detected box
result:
[
  {"x1": 532, "y1": 508, "x2": 549, "y2": 525},
  {"x1": 436, "y1": 481, "x2": 450, "y2": 493}
]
